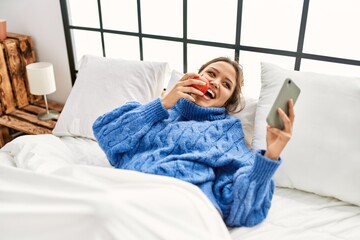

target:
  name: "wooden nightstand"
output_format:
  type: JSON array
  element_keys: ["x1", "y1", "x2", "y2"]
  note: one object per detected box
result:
[
  {"x1": 0, "y1": 32, "x2": 64, "y2": 147},
  {"x1": 0, "y1": 99, "x2": 64, "y2": 147}
]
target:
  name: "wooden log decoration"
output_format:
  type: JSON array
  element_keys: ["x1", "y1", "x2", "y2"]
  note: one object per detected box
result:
[
  {"x1": 2, "y1": 38, "x2": 29, "y2": 108},
  {"x1": 0, "y1": 33, "x2": 65, "y2": 148},
  {"x1": 0, "y1": 115, "x2": 52, "y2": 135},
  {"x1": 7, "y1": 33, "x2": 36, "y2": 64},
  {"x1": 7, "y1": 33, "x2": 41, "y2": 103},
  {"x1": 0, "y1": 125, "x2": 12, "y2": 147},
  {"x1": 0, "y1": 42, "x2": 16, "y2": 113}
]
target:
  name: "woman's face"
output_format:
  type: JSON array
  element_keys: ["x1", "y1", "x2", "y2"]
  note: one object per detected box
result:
[{"x1": 193, "y1": 61, "x2": 236, "y2": 108}]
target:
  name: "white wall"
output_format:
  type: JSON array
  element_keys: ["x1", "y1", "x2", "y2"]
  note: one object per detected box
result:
[{"x1": 0, "y1": 0, "x2": 72, "y2": 104}]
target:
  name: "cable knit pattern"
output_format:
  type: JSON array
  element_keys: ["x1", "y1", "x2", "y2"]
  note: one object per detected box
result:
[{"x1": 93, "y1": 98, "x2": 281, "y2": 227}]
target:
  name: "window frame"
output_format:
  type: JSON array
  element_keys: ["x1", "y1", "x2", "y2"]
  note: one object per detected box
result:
[{"x1": 60, "y1": 0, "x2": 360, "y2": 85}]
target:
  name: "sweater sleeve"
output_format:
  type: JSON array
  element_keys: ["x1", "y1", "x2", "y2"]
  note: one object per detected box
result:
[
  {"x1": 214, "y1": 150, "x2": 281, "y2": 227},
  {"x1": 92, "y1": 98, "x2": 169, "y2": 166}
]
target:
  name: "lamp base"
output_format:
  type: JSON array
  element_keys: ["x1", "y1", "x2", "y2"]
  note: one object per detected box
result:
[{"x1": 37, "y1": 110, "x2": 59, "y2": 121}]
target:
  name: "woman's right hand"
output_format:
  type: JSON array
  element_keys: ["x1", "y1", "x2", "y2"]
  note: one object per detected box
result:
[
  {"x1": 161, "y1": 73, "x2": 206, "y2": 109},
  {"x1": 264, "y1": 99, "x2": 295, "y2": 160}
]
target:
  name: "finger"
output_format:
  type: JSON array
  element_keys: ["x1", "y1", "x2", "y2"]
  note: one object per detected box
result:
[
  {"x1": 183, "y1": 86, "x2": 204, "y2": 96},
  {"x1": 190, "y1": 78, "x2": 206, "y2": 85},
  {"x1": 277, "y1": 108, "x2": 292, "y2": 132},
  {"x1": 267, "y1": 125, "x2": 282, "y2": 135},
  {"x1": 180, "y1": 72, "x2": 198, "y2": 81},
  {"x1": 267, "y1": 125, "x2": 291, "y2": 143},
  {"x1": 288, "y1": 99, "x2": 295, "y2": 122},
  {"x1": 185, "y1": 78, "x2": 206, "y2": 86},
  {"x1": 172, "y1": 85, "x2": 204, "y2": 96},
  {"x1": 181, "y1": 92, "x2": 197, "y2": 102}
]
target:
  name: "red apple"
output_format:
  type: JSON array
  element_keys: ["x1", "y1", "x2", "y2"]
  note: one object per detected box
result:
[{"x1": 191, "y1": 76, "x2": 209, "y2": 94}]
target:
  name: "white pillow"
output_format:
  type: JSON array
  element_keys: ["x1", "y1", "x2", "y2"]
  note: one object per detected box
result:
[
  {"x1": 253, "y1": 62, "x2": 360, "y2": 206},
  {"x1": 166, "y1": 69, "x2": 257, "y2": 148},
  {"x1": 232, "y1": 96, "x2": 257, "y2": 148},
  {"x1": 166, "y1": 69, "x2": 183, "y2": 91},
  {"x1": 53, "y1": 55, "x2": 170, "y2": 140}
]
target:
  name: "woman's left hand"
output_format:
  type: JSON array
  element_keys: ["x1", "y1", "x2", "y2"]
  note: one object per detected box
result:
[{"x1": 264, "y1": 99, "x2": 295, "y2": 160}]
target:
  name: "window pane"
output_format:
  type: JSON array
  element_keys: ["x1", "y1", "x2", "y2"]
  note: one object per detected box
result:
[
  {"x1": 101, "y1": 0, "x2": 138, "y2": 32},
  {"x1": 141, "y1": 0, "x2": 182, "y2": 37},
  {"x1": 72, "y1": 30, "x2": 103, "y2": 69},
  {"x1": 304, "y1": 0, "x2": 360, "y2": 59},
  {"x1": 241, "y1": 0, "x2": 303, "y2": 51},
  {"x1": 188, "y1": 0, "x2": 237, "y2": 44},
  {"x1": 142, "y1": 38, "x2": 183, "y2": 72},
  {"x1": 104, "y1": 33, "x2": 140, "y2": 60},
  {"x1": 187, "y1": 45, "x2": 235, "y2": 73},
  {"x1": 300, "y1": 60, "x2": 360, "y2": 78},
  {"x1": 68, "y1": 0, "x2": 99, "y2": 28},
  {"x1": 239, "y1": 51, "x2": 295, "y2": 98}
]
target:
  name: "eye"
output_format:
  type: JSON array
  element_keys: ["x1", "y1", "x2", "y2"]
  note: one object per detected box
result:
[
  {"x1": 223, "y1": 82, "x2": 231, "y2": 89},
  {"x1": 206, "y1": 70, "x2": 216, "y2": 78}
]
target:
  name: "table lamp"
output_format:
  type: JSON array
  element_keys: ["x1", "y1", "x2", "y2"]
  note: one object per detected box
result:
[{"x1": 26, "y1": 62, "x2": 59, "y2": 120}]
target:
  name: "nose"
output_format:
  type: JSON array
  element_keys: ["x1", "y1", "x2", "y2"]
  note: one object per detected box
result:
[{"x1": 210, "y1": 80, "x2": 219, "y2": 89}]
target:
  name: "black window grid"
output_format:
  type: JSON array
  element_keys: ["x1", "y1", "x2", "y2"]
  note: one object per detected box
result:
[{"x1": 60, "y1": 0, "x2": 360, "y2": 85}]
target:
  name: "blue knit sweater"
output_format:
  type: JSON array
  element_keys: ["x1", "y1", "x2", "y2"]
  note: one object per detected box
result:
[{"x1": 93, "y1": 98, "x2": 281, "y2": 227}]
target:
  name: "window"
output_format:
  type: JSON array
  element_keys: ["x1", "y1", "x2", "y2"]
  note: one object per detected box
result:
[
  {"x1": 241, "y1": 0, "x2": 303, "y2": 51},
  {"x1": 60, "y1": 0, "x2": 360, "y2": 98},
  {"x1": 304, "y1": 0, "x2": 360, "y2": 60},
  {"x1": 187, "y1": 0, "x2": 237, "y2": 44}
]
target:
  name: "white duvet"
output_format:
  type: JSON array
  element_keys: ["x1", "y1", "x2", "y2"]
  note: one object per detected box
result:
[
  {"x1": 0, "y1": 135, "x2": 231, "y2": 240},
  {"x1": 1, "y1": 134, "x2": 360, "y2": 240}
]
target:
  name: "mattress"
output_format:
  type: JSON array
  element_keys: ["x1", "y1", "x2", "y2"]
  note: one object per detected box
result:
[{"x1": 1, "y1": 134, "x2": 359, "y2": 240}]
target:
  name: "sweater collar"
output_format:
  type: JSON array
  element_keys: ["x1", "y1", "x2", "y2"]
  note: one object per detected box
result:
[{"x1": 175, "y1": 98, "x2": 227, "y2": 121}]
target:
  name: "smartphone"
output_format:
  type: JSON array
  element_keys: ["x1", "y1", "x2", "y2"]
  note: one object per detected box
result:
[{"x1": 266, "y1": 78, "x2": 301, "y2": 129}]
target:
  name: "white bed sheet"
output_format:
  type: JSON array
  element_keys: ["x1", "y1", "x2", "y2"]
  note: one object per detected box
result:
[
  {"x1": 1, "y1": 134, "x2": 360, "y2": 240},
  {"x1": 230, "y1": 187, "x2": 360, "y2": 240}
]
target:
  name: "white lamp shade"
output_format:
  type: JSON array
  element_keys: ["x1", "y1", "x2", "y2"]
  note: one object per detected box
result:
[{"x1": 26, "y1": 62, "x2": 56, "y2": 95}]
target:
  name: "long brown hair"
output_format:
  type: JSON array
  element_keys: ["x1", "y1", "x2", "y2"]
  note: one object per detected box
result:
[{"x1": 198, "y1": 57, "x2": 244, "y2": 113}]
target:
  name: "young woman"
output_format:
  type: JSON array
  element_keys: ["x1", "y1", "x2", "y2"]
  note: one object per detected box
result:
[{"x1": 93, "y1": 57, "x2": 295, "y2": 227}]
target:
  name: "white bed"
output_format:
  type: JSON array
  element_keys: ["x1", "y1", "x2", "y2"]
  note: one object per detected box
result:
[
  {"x1": 1, "y1": 55, "x2": 359, "y2": 239},
  {"x1": 231, "y1": 189, "x2": 360, "y2": 239},
  {"x1": 1, "y1": 135, "x2": 359, "y2": 240}
]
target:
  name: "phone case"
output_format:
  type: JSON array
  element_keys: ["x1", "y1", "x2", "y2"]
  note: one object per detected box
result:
[{"x1": 266, "y1": 78, "x2": 301, "y2": 129}]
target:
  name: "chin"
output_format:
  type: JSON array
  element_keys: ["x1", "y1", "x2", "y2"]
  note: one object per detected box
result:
[
  {"x1": 195, "y1": 99, "x2": 216, "y2": 108},
  {"x1": 194, "y1": 95, "x2": 223, "y2": 108}
]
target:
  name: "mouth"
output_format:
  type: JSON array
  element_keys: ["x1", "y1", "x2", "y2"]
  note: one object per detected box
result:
[{"x1": 204, "y1": 89, "x2": 215, "y2": 99}]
